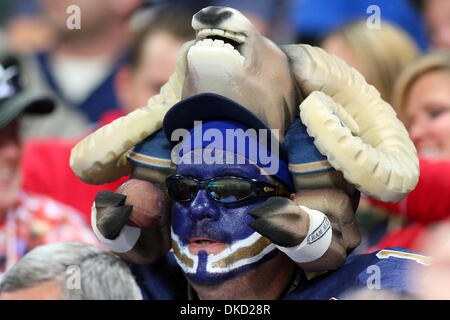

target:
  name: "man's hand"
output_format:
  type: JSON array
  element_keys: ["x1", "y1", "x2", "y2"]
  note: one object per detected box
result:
[
  {"x1": 115, "y1": 179, "x2": 166, "y2": 228},
  {"x1": 95, "y1": 191, "x2": 132, "y2": 240},
  {"x1": 248, "y1": 197, "x2": 309, "y2": 247},
  {"x1": 247, "y1": 189, "x2": 361, "y2": 272},
  {"x1": 94, "y1": 178, "x2": 172, "y2": 265},
  {"x1": 293, "y1": 189, "x2": 361, "y2": 271}
]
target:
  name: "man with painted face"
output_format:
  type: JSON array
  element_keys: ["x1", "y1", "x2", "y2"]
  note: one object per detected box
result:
[
  {"x1": 166, "y1": 109, "x2": 296, "y2": 295},
  {"x1": 93, "y1": 93, "x2": 429, "y2": 300}
]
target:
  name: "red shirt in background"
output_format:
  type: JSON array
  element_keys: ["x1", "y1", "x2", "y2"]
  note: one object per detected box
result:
[
  {"x1": 367, "y1": 157, "x2": 450, "y2": 252},
  {"x1": 21, "y1": 110, "x2": 128, "y2": 223}
]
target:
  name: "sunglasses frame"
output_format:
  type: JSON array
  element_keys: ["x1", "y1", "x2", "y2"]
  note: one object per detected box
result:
[{"x1": 165, "y1": 174, "x2": 291, "y2": 206}]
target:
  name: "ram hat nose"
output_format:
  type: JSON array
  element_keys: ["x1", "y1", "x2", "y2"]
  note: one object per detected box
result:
[{"x1": 193, "y1": 6, "x2": 233, "y2": 27}]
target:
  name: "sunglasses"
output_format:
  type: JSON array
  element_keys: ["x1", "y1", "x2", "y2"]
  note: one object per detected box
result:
[{"x1": 166, "y1": 174, "x2": 291, "y2": 205}]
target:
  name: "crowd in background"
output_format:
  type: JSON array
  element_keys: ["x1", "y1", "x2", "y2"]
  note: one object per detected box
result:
[{"x1": 0, "y1": 0, "x2": 449, "y2": 299}]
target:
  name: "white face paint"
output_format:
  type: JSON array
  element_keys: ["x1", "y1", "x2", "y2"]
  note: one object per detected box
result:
[
  {"x1": 169, "y1": 150, "x2": 280, "y2": 284},
  {"x1": 171, "y1": 228, "x2": 277, "y2": 283}
]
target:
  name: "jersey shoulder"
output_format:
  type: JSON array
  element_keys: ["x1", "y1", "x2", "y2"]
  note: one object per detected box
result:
[
  {"x1": 285, "y1": 247, "x2": 430, "y2": 300},
  {"x1": 348, "y1": 247, "x2": 430, "y2": 293}
]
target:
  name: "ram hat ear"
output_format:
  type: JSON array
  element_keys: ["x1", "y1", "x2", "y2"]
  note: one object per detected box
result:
[
  {"x1": 70, "y1": 40, "x2": 195, "y2": 185},
  {"x1": 282, "y1": 44, "x2": 419, "y2": 202}
]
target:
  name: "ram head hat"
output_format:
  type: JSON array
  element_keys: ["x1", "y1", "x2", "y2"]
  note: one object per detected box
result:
[{"x1": 70, "y1": 6, "x2": 419, "y2": 203}]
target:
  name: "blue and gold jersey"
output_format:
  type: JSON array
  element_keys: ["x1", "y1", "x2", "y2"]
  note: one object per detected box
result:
[
  {"x1": 127, "y1": 247, "x2": 429, "y2": 300},
  {"x1": 284, "y1": 247, "x2": 430, "y2": 299}
]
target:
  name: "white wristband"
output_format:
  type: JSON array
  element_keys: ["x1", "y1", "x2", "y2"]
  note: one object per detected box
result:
[
  {"x1": 276, "y1": 205, "x2": 332, "y2": 263},
  {"x1": 91, "y1": 202, "x2": 141, "y2": 253}
]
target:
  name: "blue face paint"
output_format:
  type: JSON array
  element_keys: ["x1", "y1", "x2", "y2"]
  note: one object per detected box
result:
[
  {"x1": 171, "y1": 151, "x2": 278, "y2": 284},
  {"x1": 162, "y1": 97, "x2": 294, "y2": 285}
]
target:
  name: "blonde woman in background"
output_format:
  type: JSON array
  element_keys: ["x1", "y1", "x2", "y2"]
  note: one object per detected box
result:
[
  {"x1": 394, "y1": 51, "x2": 450, "y2": 135},
  {"x1": 320, "y1": 20, "x2": 421, "y2": 252},
  {"x1": 367, "y1": 51, "x2": 450, "y2": 299},
  {"x1": 368, "y1": 51, "x2": 450, "y2": 250}
]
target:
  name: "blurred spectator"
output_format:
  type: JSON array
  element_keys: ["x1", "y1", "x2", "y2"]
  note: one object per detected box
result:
[
  {"x1": 400, "y1": 52, "x2": 450, "y2": 158},
  {"x1": 320, "y1": 20, "x2": 421, "y2": 251},
  {"x1": 321, "y1": 20, "x2": 420, "y2": 103},
  {"x1": 423, "y1": 0, "x2": 450, "y2": 49},
  {"x1": 21, "y1": 7, "x2": 195, "y2": 222},
  {"x1": 0, "y1": 54, "x2": 98, "y2": 278},
  {"x1": 0, "y1": 242, "x2": 142, "y2": 299},
  {"x1": 17, "y1": 0, "x2": 143, "y2": 139},
  {"x1": 116, "y1": 6, "x2": 195, "y2": 114},
  {"x1": 368, "y1": 50, "x2": 450, "y2": 252},
  {"x1": 287, "y1": 0, "x2": 428, "y2": 50},
  {"x1": 4, "y1": 0, "x2": 57, "y2": 54}
]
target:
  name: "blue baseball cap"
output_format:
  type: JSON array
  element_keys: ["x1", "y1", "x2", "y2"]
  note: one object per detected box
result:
[
  {"x1": 163, "y1": 93, "x2": 288, "y2": 162},
  {"x1": 163, "y1": 93, "x2": 293, "y2": 190}
]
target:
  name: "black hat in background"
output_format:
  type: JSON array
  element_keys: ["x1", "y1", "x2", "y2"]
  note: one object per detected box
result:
[{"x1": 0, "y1": 54, "x2": 54, "y2": 130}]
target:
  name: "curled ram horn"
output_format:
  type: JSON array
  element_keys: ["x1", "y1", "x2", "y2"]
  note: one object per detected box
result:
[
  {"x1": 70, "y1": 40, "x2": 195, "y2": 185},
  {"x1": 282, "y1": 44, "x2": 419, "y2": 202}
]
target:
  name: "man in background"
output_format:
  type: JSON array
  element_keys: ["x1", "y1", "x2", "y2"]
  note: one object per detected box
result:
[
  {"x1": 21, "y1": 7, "x2": 195, "y2": 222},
  {"x1": 19, "y1": 0, "x2": 143, "y2": 138},
  {"x1": 0, "y1": 242, "x2": 142, "y2": 299},
  {"x1": 0, "y1": 53, "x2": 98, "y2": 278}
]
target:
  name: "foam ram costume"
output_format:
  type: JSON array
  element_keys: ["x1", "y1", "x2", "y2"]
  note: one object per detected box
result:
[{"x1": 71, "y1": 7, "x2": 419, "y2": 269}]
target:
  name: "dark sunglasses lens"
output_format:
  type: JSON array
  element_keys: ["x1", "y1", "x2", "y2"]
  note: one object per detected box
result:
[
  {"x1": 167, "y1": 177, "x2": 198, "y2": 201},
  {"x1": 208, "y1": 179, "x2": 252, "y2": 203}
]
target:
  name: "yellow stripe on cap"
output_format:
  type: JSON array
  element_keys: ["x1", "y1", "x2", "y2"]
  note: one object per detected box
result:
[
  {"x1": 127, "y1": 151, "x2": 172, "y2": 169},
  {"x1": 289, "y1": 160, "x2": 333, "y2": 174}
]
